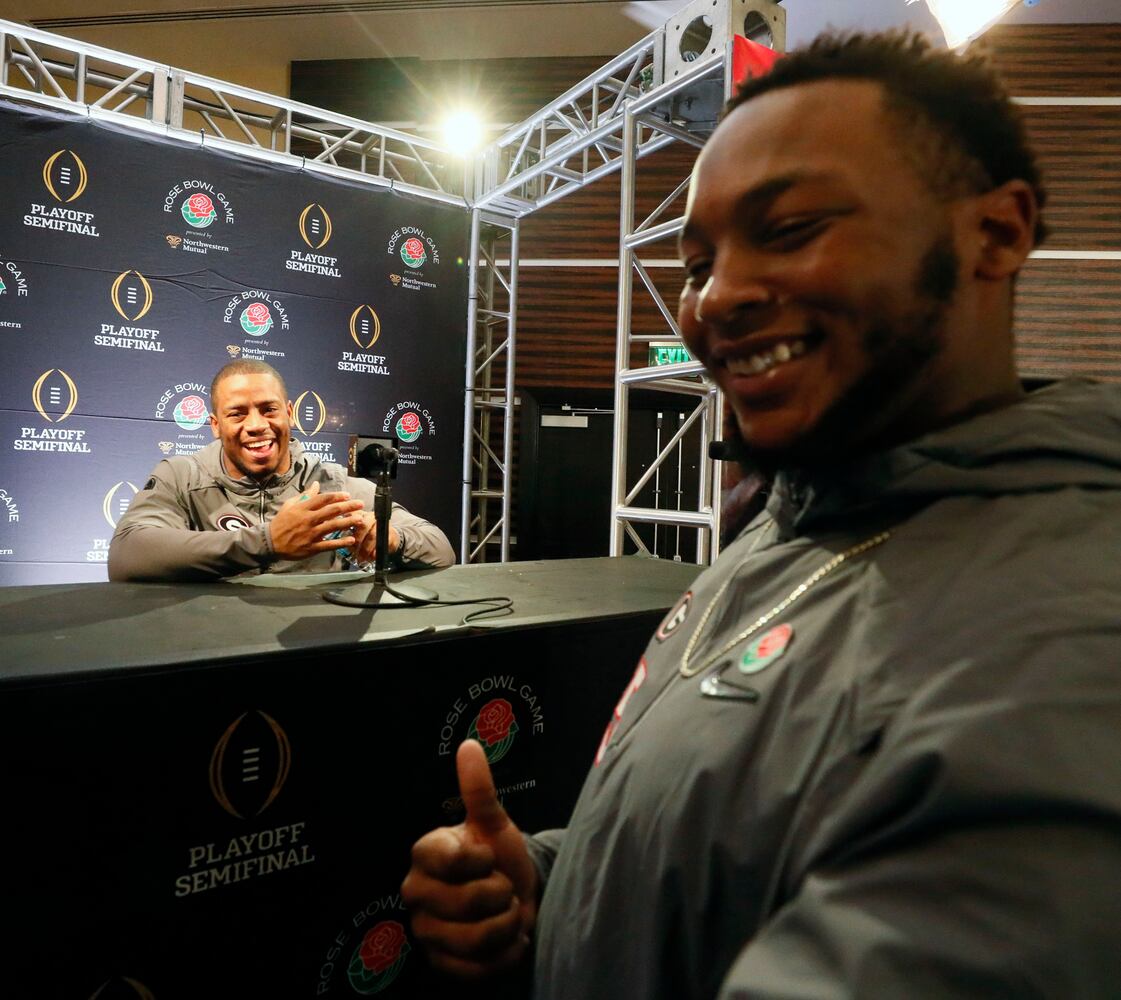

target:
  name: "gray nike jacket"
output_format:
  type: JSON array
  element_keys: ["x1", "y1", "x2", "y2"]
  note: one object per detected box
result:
[{"x1": 528, "y1": 378, "x2": 1121, "y2": 999}]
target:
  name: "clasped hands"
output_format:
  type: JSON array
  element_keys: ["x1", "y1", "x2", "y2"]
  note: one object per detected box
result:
[{"x1": 269, "y1": 481, "x2": 399, "y2": 563}]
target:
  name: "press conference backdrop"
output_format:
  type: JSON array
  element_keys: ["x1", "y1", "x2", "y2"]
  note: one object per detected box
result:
[{"x1": 0, "y1": 99, "x2": 470, "y2": 585}]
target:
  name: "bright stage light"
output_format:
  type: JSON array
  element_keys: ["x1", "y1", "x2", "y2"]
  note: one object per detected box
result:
[
  {"x1": 915, "y1": 0, "x2": 1021, "y2": 49},
  {"x1": 441, "y1": 109, "x2": 484, "y2": 156}
]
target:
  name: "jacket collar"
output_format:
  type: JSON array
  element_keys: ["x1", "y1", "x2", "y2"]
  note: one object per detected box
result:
[
  {"x1": 203, "y1": 439, "x2": 308, "y2": 495},
  {"x1": 766, "y1": 379, "x2": 1121, "y2": 538}
]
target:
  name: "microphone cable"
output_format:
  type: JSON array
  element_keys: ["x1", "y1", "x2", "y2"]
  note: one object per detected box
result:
[{"x1": 321, "y1": 577, "x2": 513, "y2": 624}]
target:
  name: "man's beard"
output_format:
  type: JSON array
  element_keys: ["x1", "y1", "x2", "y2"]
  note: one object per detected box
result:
[{"x1": 746, "y1": 232, "x2": 960, "y2": 475}]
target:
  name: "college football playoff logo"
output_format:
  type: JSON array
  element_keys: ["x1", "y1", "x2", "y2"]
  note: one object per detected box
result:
[
  {"x1": 292, "y1": 390, "x2": 327, "y2": 436},
  {"x1": 42, "y1": 149, "x2": 88, "y2": 202},
  {"x1": 110, "y1": 270, "x2": 154, "y2": 321},
  {"x1": 349, "y1": 304, "x2": 380, "y2": 349},
  {"x1": 32, "y1": 368, "x2": 78, "y2": 423},
  {"x1": 102, "y1": 481, "x2": 139, "y2": 529},
  {"x1": 298, "y1": 203, "x2": 332, "y2": 249},
  {"x1": 209, "y1": 710, "x2": 292, "y2": 820},
  {"x1": 87, "y1": 976, "x2": 155, "y2": 1000}
]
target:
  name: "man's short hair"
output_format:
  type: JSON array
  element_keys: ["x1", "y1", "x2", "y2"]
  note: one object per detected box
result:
[
  {"x1": 210, "y1": 360, "x2": 289, "y2": 412},
  {"x1": 728, "y1": 31, "x2": 1047, "y2": 245}
]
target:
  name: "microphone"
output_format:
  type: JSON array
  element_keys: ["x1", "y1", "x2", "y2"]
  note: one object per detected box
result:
[
  {"x1": 356, "y1": 442, "x2": 399, "y2": 480},
  {"x1": 709, "y1": 439, "x2": 747, "y2": 463}
]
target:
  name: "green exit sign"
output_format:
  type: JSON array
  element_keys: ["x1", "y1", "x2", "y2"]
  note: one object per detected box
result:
[{"x1": 648, "y1": 343, "x2": 693, "y2": 366}]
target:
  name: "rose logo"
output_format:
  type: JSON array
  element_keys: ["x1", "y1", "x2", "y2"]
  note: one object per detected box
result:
[
  {"x1": 0, "y1": 276, "x2": 6, "y2": 294},
  {"x1": 240, "y1": 302, "x2": 273, "y2": 337},
  {"x1": 739, "y1": 622, "x2": 793, "y2": 675},
  {"x1": 182, "y1": 192, "x2": 217, "y2": 228},
  {"x1": 400, "y1": 237, "x2": 427, "y2": 269},
  {"x1": 347, "y1": 920, "x2": 411, "y2": 995},
  {"x1": 395, "y1": 411, "x2": 422, "y2": 443},
  {"x1": 467, "y1": 698, "x2": 519, "y2": 764},
  {"x1": 173, "y1": 393, "x2": 209, "y2": 430}
]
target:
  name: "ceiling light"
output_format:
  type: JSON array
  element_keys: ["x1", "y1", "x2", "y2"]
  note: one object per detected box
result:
[
  {"x1": 441, "y1": 109, "x2": 484, "y2": 157},
  {"x1": 916, "y1": 0, "x2": 1021, "y2": 49}
]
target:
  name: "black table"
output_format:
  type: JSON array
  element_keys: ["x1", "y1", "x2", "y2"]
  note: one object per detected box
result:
[{"x1": 0, "y1": 556, "x2": 701, "y2": 1000}]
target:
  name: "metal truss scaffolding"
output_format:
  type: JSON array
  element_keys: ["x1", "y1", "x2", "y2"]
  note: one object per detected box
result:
[
  {"x1": 0, "y1": 21, "x2": 462, "y2": 205},
  {"x1": 0, "y1": 1, "x2": 787, "y2": 566},
  {"x1": 473, "y1": 33, "x2": 670, "y2": 218},
  {"x1": 610, "y1": 65, "x2": 724, "y2": 562},
  {"x1": 469, "y1": 0, "x2": 786, "y2": 565},
  {"x1": 463, "y1": 211, "x2": 518, "y2": 563}
]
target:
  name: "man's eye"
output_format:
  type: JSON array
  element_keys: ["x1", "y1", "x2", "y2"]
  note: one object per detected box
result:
[
  {"x1": 762, "y1": 216, "x2": 829, "y2": 248},
  {"x1": 683, "y1": 262, "x2": 711, "y2": 287}
]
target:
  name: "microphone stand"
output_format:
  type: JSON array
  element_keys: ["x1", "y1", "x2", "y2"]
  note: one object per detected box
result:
[
  {"x1": 373, "y1": 465, "x2": 392, "y2": 586},
  {"x1": 333, "y1": 445, "x2": 439, "y2": 607}
]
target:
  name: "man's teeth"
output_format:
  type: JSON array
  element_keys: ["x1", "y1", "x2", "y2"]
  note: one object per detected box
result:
[
  {"x1": 246, "y1": 441, "x2": 273, "y2": 452},
  {"x1": 727, "y1": 338, "x2": 807, "y2": 375}
]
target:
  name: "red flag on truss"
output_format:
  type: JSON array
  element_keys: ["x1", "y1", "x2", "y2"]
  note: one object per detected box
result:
[{"x1": 732, "y1": 36, "x2": 782, "y2": 87}]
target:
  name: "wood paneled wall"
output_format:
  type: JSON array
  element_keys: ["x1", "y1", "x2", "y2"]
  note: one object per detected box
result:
[
  {"x1": 293, "y1": 24, "x2": 1121, "y2": 391},
  {"x1": 979, "y1": 24, "x2": 1121, "y2": 96}
]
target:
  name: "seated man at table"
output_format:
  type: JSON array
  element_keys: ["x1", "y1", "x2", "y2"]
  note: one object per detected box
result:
[{"x1": 108, "y1": 360, "x2": 454, "y2": 581}]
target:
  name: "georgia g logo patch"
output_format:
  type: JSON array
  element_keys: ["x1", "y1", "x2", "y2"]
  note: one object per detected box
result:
[
  {"x1": 217, "y1": 513, "x2": 252, "y2": 531},
  {"x1": 655, "y1": 591, "x2": 692, "y2": 642}
]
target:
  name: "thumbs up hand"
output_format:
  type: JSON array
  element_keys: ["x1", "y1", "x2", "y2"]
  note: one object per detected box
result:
[{"x1": 402, "y1": 740, "x2": 539, "y2": 979}]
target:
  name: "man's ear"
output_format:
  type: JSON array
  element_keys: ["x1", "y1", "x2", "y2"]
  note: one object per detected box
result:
[
  {"x1": 210, "y1": 412, "x2": 219, "y2": 439},
  {"x1": 286, "y1": 399, "x2": 294, "y2": 424},
  {"x1": 972, "y1": 179, "x2": 1038, "y2": 281}
]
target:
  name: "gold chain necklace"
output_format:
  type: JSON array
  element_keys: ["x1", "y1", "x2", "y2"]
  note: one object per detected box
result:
[{"x1": 679, "y1": 530, "x2": 892, "y2": 678}]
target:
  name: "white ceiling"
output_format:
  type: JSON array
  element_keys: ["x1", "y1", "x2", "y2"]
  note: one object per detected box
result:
[
  {"x1": 632, "y1": 0, "x2": 1121, "y2": 45},
  {"x1": 787, "y1": 0, "x2": 1121, "y2": 45}
]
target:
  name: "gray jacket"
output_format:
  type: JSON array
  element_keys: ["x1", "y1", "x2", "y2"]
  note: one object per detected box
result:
[
  {"x1": 530, "y1": 379, "x2": 1121, "y2": 999},
  {"x1": 108, "y1": 440, "x2": 454, "y2": 581}
]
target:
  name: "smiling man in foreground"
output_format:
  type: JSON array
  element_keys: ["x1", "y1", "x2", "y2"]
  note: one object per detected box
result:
[
  {"x1": 401, "y1": 32, "x2": 1121, "y2": 999},
  {"x1": 108, "y1": 359, "x2": 454, "y2": 581}
]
